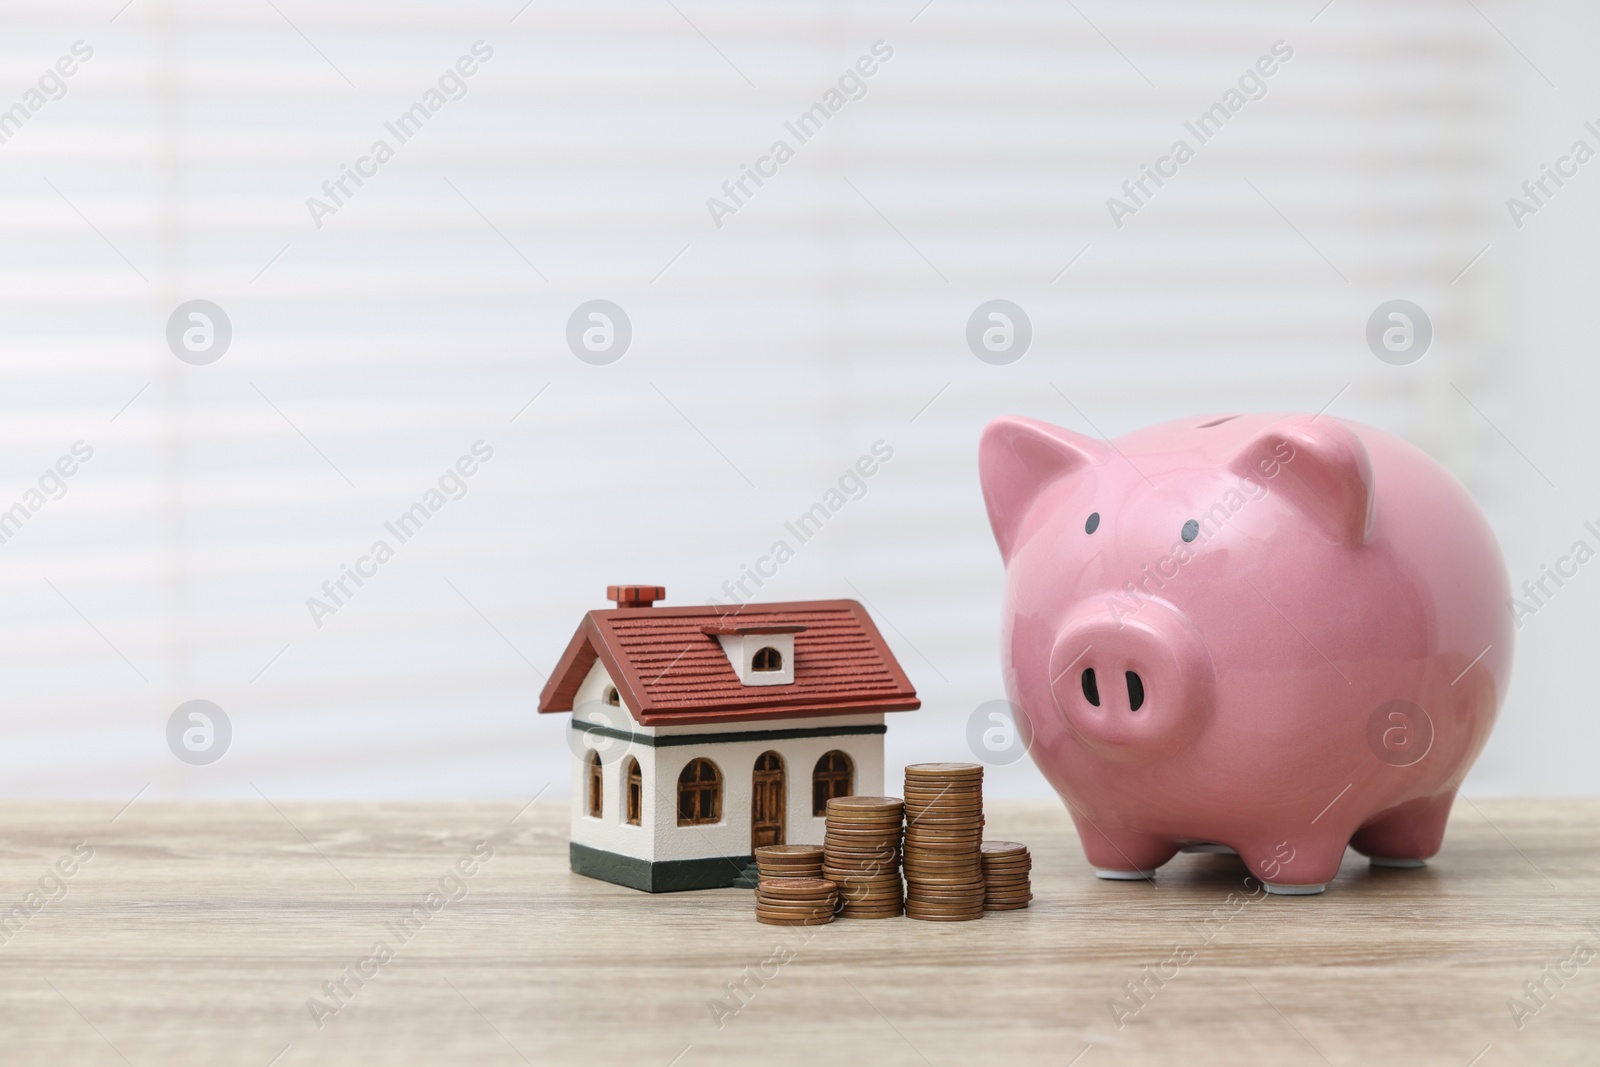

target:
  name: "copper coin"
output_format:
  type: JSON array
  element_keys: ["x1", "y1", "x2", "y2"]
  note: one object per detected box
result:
[
  {"x1": 828, "y1": 795, "x2": 904, "y2": 811},
  {"x1": 758, "y1": 844, "x2": 825, "y2": 858},
  {"x1": 827, "y1": 870, "x2": 902, "y2": 881},
  {"x1": 822, "y1": 857, "x2": 900, "y2": 869},
  {"x1": 911, "y1": 897, "x2": 984, "y2": 908},
  {"x1": 759, "y1": 870, "x2": 824, "y2": 880},
  {"x1": 828, "y1": 875, "x2": 902, "y2": 888},
  {"x1": 757, "y1": 902, "x2": 836, "y2": 915},
  {"x1": 756, "y1": 910, "x2": 836, "y2": 923},
  {"x1": 757, "y1": 894, "x2": 837, "y2": 906},
  {"x1": 756, "y1": 901, "x2": 836, "y2": 915},
  {"x1": 983, "y1": 901, "x2": 1031, "y2": 911},
  {"x1": 905, "y1": 875, "x2": 983, "y2": 888},
  {"x1": 757, "y1": 915, "x2": 834, "y2": 926},
  {"x1": 904, "y1": 762, "x2": 983, "y2": 775},
  {"x1": 905, "y1": 910, "x2": 985, "y2": 922},
  {"x1": 757, "y1": 861, "x2": 826, "y2": 871},
  {"x1": 903, "y1": 858, "x2": 982, "y2": 870},
  {"x1": 756, "y1": 882, "x2": 835, "y2": 894},
  {"x1": 825, "y1": 830, "x2": 903, "y2": 841},
  {"x1": 904, "y1": 904, "x2": 985, "y2": 916},
  {"x1": 980, "y1": 840, "x2": 1027, "y2": 855},
  {"x1": 755, "y1": 906, "x2": 835, "y2": 915}
]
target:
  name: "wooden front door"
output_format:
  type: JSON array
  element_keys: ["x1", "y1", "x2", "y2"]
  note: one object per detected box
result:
[{"x1": 751, "y1": 752, "x2": 785, "y2": 849}]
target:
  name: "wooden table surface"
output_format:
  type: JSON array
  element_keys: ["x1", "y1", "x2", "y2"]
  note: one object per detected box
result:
[{"x1": 1, "y1": 798, "x2": 1595, "y2": 1066}]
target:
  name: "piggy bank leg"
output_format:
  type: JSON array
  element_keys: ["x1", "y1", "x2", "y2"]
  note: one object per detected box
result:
[
  {"x1": 1350, "y1": 791, "x2": 1455, "y2": 868},
  {"x1": 1240, "y1": 838, "x2": 1347, "y2": 895},
  {"x1": 1071, "y1": 814, "x2": 1179, "y2": 881}
]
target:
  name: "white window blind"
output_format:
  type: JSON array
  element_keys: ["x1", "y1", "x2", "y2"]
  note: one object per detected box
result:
[{"x1": 0, "y1": 0, "x2": 1512, "y2": 799}]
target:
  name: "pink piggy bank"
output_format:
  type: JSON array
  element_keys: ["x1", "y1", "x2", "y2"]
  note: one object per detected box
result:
[{"x1": 979, "y1": 413, "x2": 1512, "y2": 894}]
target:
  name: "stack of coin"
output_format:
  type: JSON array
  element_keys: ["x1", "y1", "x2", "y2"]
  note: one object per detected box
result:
[
  {"x1": 903, "y1": 763, "x2": 986, "y2": 921},
  {"x1": 754, "y1": 845, "x2": 825, "y2": 882},
  {"x1": 754, "y1": 877, "x2": 837, "y2": 926},
  {"x1": 823, "y1": 796, "x2": 905, "y2": 918},
  {"x1": 980, "y1": 840, "x2": 1033, "y2": 910}
]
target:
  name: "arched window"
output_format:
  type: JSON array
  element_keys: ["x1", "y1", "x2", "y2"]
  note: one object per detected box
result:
[
  {"x1": 752, "y1": 646, "x2": 783, "y2": 672},
  {"x1": 625, "y1": 757, "x2": 642, "y2": 826},
  {"x1": 587, "y1": 750, "x2": 603, "y2": 819},
  {"x1": 604, "y1": 685, "x2": 620, "y2": 707},
  {"x1": 677, "y1": 758, "x2": 722, "y2": 826},
  {"x1": 812, "y1": 750, "x2": 853, "y2": 815}
]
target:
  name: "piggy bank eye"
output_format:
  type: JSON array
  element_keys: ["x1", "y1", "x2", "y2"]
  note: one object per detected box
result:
[
  {"x1": 1181, "y1": 519, "x2": 1199, "y2": 543},
  {"x1": 1085, "y1": 512, "x2": 1100, "y2": 534}
]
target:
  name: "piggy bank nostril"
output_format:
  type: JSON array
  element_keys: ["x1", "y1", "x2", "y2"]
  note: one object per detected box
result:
[
  {"x1": 1081, "y1": 668, "x2": 1101, "y2": 707},
  {"x1": 1126, "y1": 671, "x2": 1145, "y2": 712}
]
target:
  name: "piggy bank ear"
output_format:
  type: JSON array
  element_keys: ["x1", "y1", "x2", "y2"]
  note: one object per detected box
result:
[
  {"x1": 1230, "y1": 415, "x2": 1375, "y2": 544},
  {"x1": 979, "y1": 417, "x2": 1108, "y2": 563}
]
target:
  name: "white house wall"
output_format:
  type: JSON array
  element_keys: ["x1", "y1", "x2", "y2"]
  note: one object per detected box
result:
[{"x1": 567, "y1": 660, "x2": 887, "y2": 863}]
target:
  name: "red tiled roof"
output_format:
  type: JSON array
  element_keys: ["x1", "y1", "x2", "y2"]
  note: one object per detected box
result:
[{"x1": 537, "y1": 599, "x2": 921, "y2": 727}]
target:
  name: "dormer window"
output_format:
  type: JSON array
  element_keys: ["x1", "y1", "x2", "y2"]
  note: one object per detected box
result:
[{"x1": 703, "y1": 622, "x2": 804, "y2": 687}]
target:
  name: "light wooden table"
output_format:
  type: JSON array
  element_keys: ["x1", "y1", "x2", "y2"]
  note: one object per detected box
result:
[{"x1": 0, "y1": 799, "x2": 1595, "y2": 1066}]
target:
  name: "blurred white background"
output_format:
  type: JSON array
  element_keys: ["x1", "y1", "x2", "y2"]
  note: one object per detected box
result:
[{"x1": 0, "y1": 0, "x2": 1591, "y2": 800}]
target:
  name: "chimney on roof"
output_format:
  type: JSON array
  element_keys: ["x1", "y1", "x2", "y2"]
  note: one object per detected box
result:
[{"x1": 607, "y1": 584, "x2": 664, "y2": 609}]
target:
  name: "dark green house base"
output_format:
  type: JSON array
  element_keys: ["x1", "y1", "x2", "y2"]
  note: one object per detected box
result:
[{"x1": 571, "y1": 842, "x2": 755, "y2": 893}]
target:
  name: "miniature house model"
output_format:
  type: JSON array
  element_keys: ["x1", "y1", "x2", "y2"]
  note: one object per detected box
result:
[{"x1": 538, "y1": 585, "x2": 921, "y2": 892}]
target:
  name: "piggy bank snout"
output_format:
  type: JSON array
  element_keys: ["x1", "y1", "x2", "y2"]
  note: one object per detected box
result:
[{"x1": 1048, "y1": 603, "x2": 1213, "y2": 760}]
